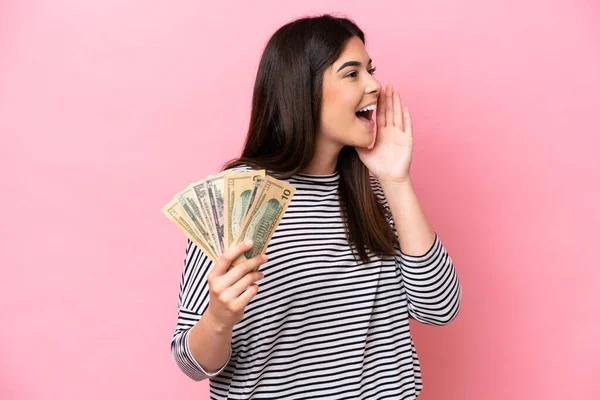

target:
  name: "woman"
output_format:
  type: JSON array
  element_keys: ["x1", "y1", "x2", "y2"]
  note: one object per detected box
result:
[{"x1": 171, "y1": 14, "x2": 462, "y2": 399}]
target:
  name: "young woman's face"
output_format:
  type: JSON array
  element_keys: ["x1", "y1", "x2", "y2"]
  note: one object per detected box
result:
[{"x1": 318, "y1": 36, "x2": 382, "y2": 150}]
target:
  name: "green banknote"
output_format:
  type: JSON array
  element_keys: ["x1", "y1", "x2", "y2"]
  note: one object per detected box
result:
[{"x1": 230, "y1": 175, "x2": 296, "y2": 268}]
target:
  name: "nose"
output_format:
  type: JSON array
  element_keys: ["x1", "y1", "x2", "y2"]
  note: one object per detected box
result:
[
  {"x1": 367, "y1": 83, "x2": 381, "y2": 97},
  {"x1": 366, "y1": 77, "x2": 382, "y2": 96}
]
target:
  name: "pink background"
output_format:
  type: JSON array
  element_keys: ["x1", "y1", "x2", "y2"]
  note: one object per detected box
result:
[{"x1": 1, "y1": 1, "x2": 598, "y2": 399}]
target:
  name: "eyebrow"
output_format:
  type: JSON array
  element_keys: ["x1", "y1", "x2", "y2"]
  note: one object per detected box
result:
[{"x1": 336, "y1": 58, "x2": 372, "y2": 73}]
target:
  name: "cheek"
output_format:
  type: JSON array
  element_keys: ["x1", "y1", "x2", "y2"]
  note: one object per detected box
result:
[
  {"x1": 318, "y1": 83, "x2": 366, "y2": 143},
  {"x1": 323, "y1": 99, "x2": 359, "y2": 129},
  {"x1": 319, "y1": 103, "x2": 355, "y2": 138},
  {"x1": 333, "y1": 87, "x2": 360, "y2": 112}
]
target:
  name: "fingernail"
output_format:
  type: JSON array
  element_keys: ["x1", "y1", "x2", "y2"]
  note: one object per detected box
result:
[
  {"x1": 262, "y1": 254, "x2": 269, "y2": 262},
  {"x1": 245, "y1": 239, "x2": 253, "y2": 247}
]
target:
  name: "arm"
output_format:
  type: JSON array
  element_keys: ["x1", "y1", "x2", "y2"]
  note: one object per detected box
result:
[
  {"x1": 170, "y1": 240, "x2": 232, "y2": 381},
  {"x1": 379, "y1": 177, "x2": 434, "y2": 256},
  {"x1": 371, "y1": 176, "x2": 462, "y2": 325},
  {"x1": 187, "y1": 311, "x2": 232, "y2": 374}
]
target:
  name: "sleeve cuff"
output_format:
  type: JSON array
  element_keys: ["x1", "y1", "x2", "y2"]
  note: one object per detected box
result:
[
  {"x1": 399, "y1": 231, "x2": 439, "y2": 259},
  {"x1": 184, "y1": 329, "x2": 232, "y2": 377}
]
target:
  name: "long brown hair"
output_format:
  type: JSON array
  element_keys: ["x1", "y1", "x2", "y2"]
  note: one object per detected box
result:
[{"x1": 222, "y1": 14, "x2": 397, "y2": 263}]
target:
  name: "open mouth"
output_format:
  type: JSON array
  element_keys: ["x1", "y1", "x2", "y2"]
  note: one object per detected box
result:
[{"x1": 355, "y1": 109, "x2": 374, "y2": 122}]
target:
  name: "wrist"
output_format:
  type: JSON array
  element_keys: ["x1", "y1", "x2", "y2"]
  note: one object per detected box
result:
[
  {"x1": 204, "y1": 307, "x2": 232, "y2": 334},
  {"x1": 379, "y1": 175, "x2": 412, "y2": 187}
]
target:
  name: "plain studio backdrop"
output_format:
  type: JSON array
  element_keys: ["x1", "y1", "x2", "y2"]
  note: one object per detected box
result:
[{"x1": 1, "y1": 1, "x2": 598, "y2": 399}]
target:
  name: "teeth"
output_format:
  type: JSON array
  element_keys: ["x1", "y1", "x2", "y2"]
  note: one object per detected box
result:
[{"x1": 357, "y1": 104, "x2": 376, "y2": 113}]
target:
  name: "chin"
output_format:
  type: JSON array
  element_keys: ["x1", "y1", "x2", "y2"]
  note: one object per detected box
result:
[{"x1": 352, "y1": 132, "x2": 375, "y2": 148}]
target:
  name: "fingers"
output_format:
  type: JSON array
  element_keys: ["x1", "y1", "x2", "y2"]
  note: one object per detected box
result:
[
  {"x1": 393, "y1": 91, "x2": 404, "y2": 130},
  {"x1": 221, "y1": 253, "x2": 268, "y2": 289},
  {"x1": 212, "y1": 240, "x2": 254, "y2": 276},
  {"x1": 376, "y1": 88, "x2": 386, "y2": 131},
  {"x1": 230, "y1": 284, "x2": 260, "y2": 311},
  {"x1": 222, "y1": 270, "x2": 264, "y2": 301},
  {"x1": 385, "y1": 85, "x2": 394, "y2": 127},
  {"x1": 383, "y1": 84, "x2": 405, "y2": 131},
  {"x1": 404, "y1": 106, "x2": 412, "y2": 136}
]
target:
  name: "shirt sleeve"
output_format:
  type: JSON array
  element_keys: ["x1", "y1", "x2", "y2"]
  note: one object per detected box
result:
[
  {"x1": 370, "y1": 175, "x2": 462, "y2": 326},
  {"x1": 170, "y1": 239, "x2": 232, "y2": 381}
]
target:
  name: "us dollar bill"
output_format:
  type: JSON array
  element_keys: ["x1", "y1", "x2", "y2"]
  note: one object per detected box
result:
[
  {"x1": 161, "y1": 198, "x2": 218, "y2": 263},
  {"x1": 205, "y1": 172, "x2": 226, "y2": 254},
  {"x1": 223, "y1": 170, "x2": 266, "y2": 251},
  {"x1": 230, "y1": 175, "x2": 296, "y2": 268},
  {"x1": 190, "y1": 180, "x2": 221, "y2": 256},
  {"x1": 175, "y1": 186, "x2": 217, "y2": 256},
  {"x1": 246, "y1": 175, "x2": 265, "y2": 218}
]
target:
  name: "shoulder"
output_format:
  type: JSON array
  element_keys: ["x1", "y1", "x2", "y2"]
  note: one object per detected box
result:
[
  {"x1": 222, "y1": 163, "x2": 256, "y2": 174},
  {"x1": 184, "y1": 238, "x2": 213, "y2": 270}
]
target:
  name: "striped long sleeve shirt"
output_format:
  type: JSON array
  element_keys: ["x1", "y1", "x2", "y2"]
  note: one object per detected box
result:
[{"x1": 171, "y1": 166, "x2": 462, "y2": 399}]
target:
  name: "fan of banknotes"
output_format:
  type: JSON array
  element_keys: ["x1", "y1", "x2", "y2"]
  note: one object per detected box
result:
[{"x1": 162, "y1": 169, "x2": 296, "y2": 268}]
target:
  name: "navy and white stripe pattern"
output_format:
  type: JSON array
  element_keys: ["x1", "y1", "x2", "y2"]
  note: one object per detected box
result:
[{"x1": 171, "y1": 166, "x2": 462, "y2": 399}]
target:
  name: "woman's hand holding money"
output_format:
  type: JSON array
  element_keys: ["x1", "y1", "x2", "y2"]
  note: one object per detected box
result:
[{"x1": 205, "y1": 239, "x2": 268, "y2": 331}]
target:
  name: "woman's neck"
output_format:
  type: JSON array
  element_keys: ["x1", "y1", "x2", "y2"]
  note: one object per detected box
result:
[{"x1": 300, "y1": 138, "x2": 341, "y2": 175}]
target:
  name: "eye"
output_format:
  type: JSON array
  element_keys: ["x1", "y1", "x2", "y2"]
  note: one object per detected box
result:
[{"x1": 346, "y1": 67, "x2": 377, "y2": 78}]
